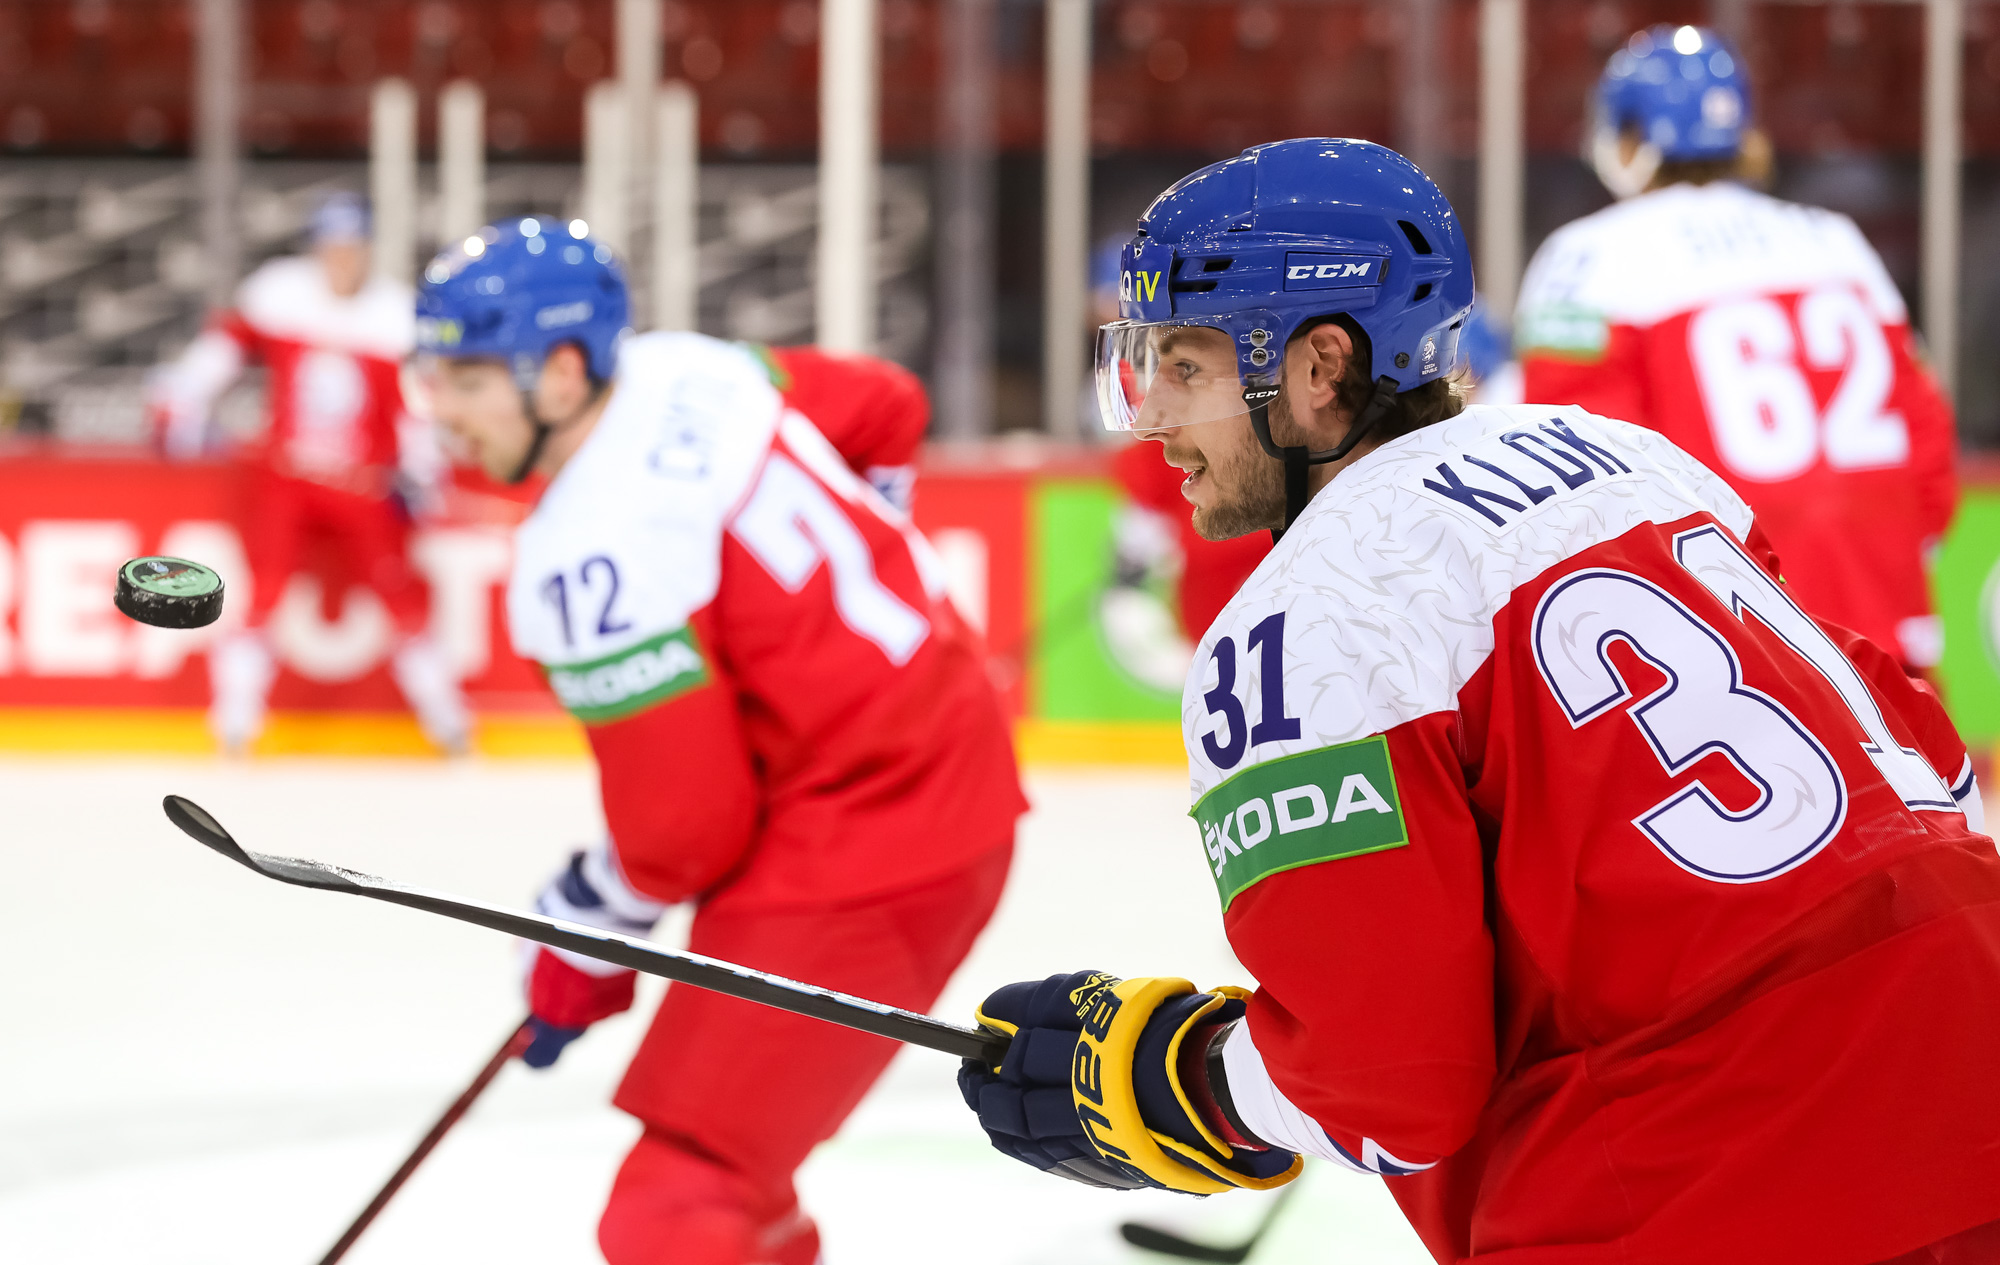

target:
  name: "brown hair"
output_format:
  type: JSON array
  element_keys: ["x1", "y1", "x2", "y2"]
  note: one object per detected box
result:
[
  {"x1": 1302, "y1": 314, "x2": 1470, "y2": 445},
  {"x1": 1641, "y1": 126, "x2": 1775, "y2": 193}
]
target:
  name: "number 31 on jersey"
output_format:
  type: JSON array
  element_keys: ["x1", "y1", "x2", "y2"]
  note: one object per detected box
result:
[{"x1": 1533, "y1": 524, "x2": 1952, "y2": 884}]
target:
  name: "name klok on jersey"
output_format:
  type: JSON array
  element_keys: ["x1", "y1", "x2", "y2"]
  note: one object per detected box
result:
[{"x1": 1417, "y1": 418, "x2": 1636, "y2": 529}]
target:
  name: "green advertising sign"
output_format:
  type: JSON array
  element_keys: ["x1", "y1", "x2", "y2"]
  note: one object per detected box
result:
[
  {"x1": 1935, "y1": 490, "x2": 2000, "y2": 747},
  {"x1": 1029, "y1": 479, "x2": 1184, "y2": 721}
]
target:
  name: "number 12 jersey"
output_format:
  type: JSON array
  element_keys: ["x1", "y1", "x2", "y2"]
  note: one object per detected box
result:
[
  {"x1": 505, "y1": 333, "x2": 1023, "y2": 910},
  {"x1": 1514, "y1": 182, "x2": 1957, "y2": 671}
]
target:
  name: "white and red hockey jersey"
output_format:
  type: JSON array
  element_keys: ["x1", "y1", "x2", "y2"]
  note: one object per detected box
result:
[
  {"x1": 1186, "y1": 404, "x2": 2000, "y2": 1263},
  {"x1": 506, "y1": 333, "x2": 1023, "y2": 910},
  {"x1": 758, "y1": 343, "x2": 928, "y2": 514},
  {"x1": 152, "y1": 256, "x2": 422, "y2": 495},
  {"x1": 1514, "y1": 183, "x2": 1957, "y2": 669}
]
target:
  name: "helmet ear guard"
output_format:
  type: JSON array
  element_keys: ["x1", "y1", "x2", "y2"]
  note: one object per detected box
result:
[{"x1": 1242, "y1": 316, "x2": 1404, "y2": 541}]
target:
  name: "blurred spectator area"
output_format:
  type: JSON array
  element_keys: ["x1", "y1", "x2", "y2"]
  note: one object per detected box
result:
[
  {"x1": 0, "y1": 0, "x2": 1998, "y2": 438},
  {"x1": 0, "y1": 159, "x2": 928, "y2": 442}
]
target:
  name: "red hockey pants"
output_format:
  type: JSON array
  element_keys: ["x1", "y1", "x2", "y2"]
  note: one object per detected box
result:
[
  {"x1": 597, "y1": 843, "x2": 1012, "y2": 1265},
  {"x1": 243, "y1": 469, "x2": 427, "y2": 633}
]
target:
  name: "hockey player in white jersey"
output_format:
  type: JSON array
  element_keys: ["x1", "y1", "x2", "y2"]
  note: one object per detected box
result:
[
  {"x1": 417, "y1": 218, "x2": 1023, "y2": 1265},
  {"x1": 149, "y1": 192, "x2": 467, "y2": 753},
  {"x1": 958, "y1": 139, "x2": 2000, "y2": 1264},
  {"x1": 1516, "y1": 25, "x2": 1957, "y2": 675}
]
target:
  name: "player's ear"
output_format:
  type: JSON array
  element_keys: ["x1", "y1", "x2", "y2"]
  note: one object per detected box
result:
[
  {"x1": 540, "y1": 343, "x2": 595, "y2": 407},
  {"x1": 543, "y1": 342, "x2": 586, "y2": 385},
  {"x1": 1296, "y1": 322, "x2": 1352, "y2": 413}
]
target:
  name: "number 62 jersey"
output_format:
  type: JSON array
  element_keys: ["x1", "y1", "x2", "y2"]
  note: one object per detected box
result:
[
  {"x1": 1514, "y1": 182, "x2": 1957, "y2": 672},
  {"x1": 505, "y1": 333, "x2": 1024, "y2": 910},
  {"x1": 1187, "y1": 404, "x2": 2000, "y2": 1264}
]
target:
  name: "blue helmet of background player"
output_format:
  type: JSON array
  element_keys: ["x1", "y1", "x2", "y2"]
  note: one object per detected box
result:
[
  {"x1": 309, "y1": 191, "x2": 371, "y2": 244},
  {"x1": 1456, "y1": 295, "x2": 1513, "y2": 388},
  {"x1": 415, "y1": 216, "x2": 631, "y2": 482},
  {"x1": 1096, "y1": 138, "x2": 1474, "y2": 525},
  {"x1": 416, "y1": 215, "x2": 630, "y2": 389},
  {"x1": 1590, "y1": 24, "x2": 1751, "y2": 199}
]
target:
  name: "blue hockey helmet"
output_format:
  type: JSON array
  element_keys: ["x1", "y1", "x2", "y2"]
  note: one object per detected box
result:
[
  {"x1": 1590, "y1": 25, "x2": 1751, "y2": 198},
  {"x1": 309, "y1": 191, "x2": 371, "y2": 245},
  {"x1": 1096, "y1": 138, "x2": 1473, "y2": 444},
  {"x1": 415, "y1": 216, "x2": 631, "y2": 390}
]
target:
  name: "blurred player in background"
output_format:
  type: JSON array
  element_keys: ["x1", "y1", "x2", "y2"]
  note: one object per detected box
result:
[
  {"x1": 1457, "y1": 293, "x2": 1520, "y2": 404},
  {"x1": 416, "y1": 218, "x2": 1025, "y2": 1265},
  {"x1": 149, "y1": 192, "x2": 467, "y2": 753},
  {"x1": 1516, "y1": 25, "x2": 1958, "y2": 675}
]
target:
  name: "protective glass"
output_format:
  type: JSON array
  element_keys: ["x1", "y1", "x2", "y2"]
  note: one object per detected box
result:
[
  {"x1": 401, "y1": 357, "x2": 440, "y2": 419},
  {"x1": 1095, "y1": 319, "x2": 1258, "y2": 433}
]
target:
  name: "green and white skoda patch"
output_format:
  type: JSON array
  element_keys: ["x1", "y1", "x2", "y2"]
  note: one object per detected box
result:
[
  {"x1": 1191, "y1": 735, "x2": 1408, "y2": 909},
  {"x1": 546, "y1": 626, "x2": 708, "y2": 724},
  {"x1": 1514, "y1": 301, "x2": 1610, "y2": 361}
]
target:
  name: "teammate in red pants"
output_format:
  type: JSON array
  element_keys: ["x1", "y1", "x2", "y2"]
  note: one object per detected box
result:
[
  {"x1": 417, "y1": 217, "x2": 1025, "y2": 1265},
  {"x1": 150, "y1": 192, "x2": 467, "y2": 752}
]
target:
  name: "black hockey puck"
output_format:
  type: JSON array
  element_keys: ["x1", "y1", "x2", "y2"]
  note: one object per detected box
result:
[{"x1": 115, "y1": 556, "x2": 225, "y2": 629}]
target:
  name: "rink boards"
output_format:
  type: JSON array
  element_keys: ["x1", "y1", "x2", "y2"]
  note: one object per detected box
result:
[
  {"x1": 8, "y1": 445, "x2": 2000, "y2": 763},
  {"x1": 0, "y1": 446, "x2": 1190, "y2": 762}
]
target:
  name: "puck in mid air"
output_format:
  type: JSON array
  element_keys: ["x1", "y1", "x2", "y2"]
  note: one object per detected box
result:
[{"x1": 115, "y1": 556, "x2": 225, "y2": 629}]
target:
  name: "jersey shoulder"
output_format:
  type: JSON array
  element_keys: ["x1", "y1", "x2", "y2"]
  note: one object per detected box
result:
[
  {"x1": 1518, "y1": 185, "x2": 1905, "y2": 341},
  {"x1": 507, "y1": 332, "x2": 783, "y2": 675},
  {"x1": 236, "y1": 257, "x2": 414, "y2": 360},
  {"x1": 1187, "y1": 406, "x2": 1752, "y2": 796},
  {"x1": 768, "y1": 344, "x2": 929, "y2": 471}
]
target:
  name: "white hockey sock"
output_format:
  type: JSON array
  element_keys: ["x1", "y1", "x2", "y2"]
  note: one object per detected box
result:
[
  {"x1": 208, "y1": 631, "x2": 276, "y2": 751},
  {"x1": 391, "y1": 634, "x2": 472, "y2": 753}
]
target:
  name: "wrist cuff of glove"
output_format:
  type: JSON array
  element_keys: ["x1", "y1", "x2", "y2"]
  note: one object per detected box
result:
[
  {"x1": 528, "y1": 944, "x2": 639, "y2": 1028},
  {"x1": 1181, "y1": 1019, "x2": 1267, "y2": 1151},
  {"x1": 1073, "y1": 976, "x2": 1301, "y2": 1195},
  {"x1": 535, "y1": 843, "x2": 668, "y2": 977}
]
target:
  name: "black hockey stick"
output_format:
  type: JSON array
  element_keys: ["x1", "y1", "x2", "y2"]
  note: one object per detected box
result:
[
  {"x1": 318, "y1": 1019, "x2": 533, "y2": 1265},
  {"x1": 1119, "y1": 1181, "x2": 1300, "y2": 1263},
  {"x1": 162, "y1": 795, "x2": 1009, "y2": 1064}
]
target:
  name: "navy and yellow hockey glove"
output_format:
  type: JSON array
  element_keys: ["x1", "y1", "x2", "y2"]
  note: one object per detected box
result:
[{"x1": 959, "y1": 971, "x2": 1301, "y2": 1195}]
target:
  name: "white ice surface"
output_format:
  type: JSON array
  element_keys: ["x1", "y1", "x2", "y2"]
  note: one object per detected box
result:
[{"x1": 0, "y1": 759, "x2": 1430, "y2": 1264}]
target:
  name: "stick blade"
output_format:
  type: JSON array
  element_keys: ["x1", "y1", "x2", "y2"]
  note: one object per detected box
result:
[
  {"x1": 163, "y1": 794, "x2": 248, "y2": 860},
  {"x1": 1118, "y1": 1222, "x2": 1253, "y2": 1264},
  {"x1": 162, "y1": 795, "x2": 372, "y2": 893}
]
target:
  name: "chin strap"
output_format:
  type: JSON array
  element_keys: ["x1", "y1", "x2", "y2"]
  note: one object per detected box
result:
[
  {"x1": 1249, "y1": 375, "x2": 1400, "y2": 542},
  {"x1": 506, "y1": 382, "x2": 605, "y2": 486}
]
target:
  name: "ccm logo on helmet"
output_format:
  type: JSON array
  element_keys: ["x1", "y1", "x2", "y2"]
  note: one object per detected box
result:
[
  {"x1": 1283, "y1": 253, "x2": 1384, "y2": 291},
  {"x1": 535, "y1": 300, "x2": 594, "y2": 329}
]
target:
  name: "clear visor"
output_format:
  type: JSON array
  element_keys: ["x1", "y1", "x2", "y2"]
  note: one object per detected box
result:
[
  {"x1": 1095, "y1": 319, "x2": 1257, "y2": 432},
  {"x1": 403, "y1": 355, "x2": 443, "y2": 418}
]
